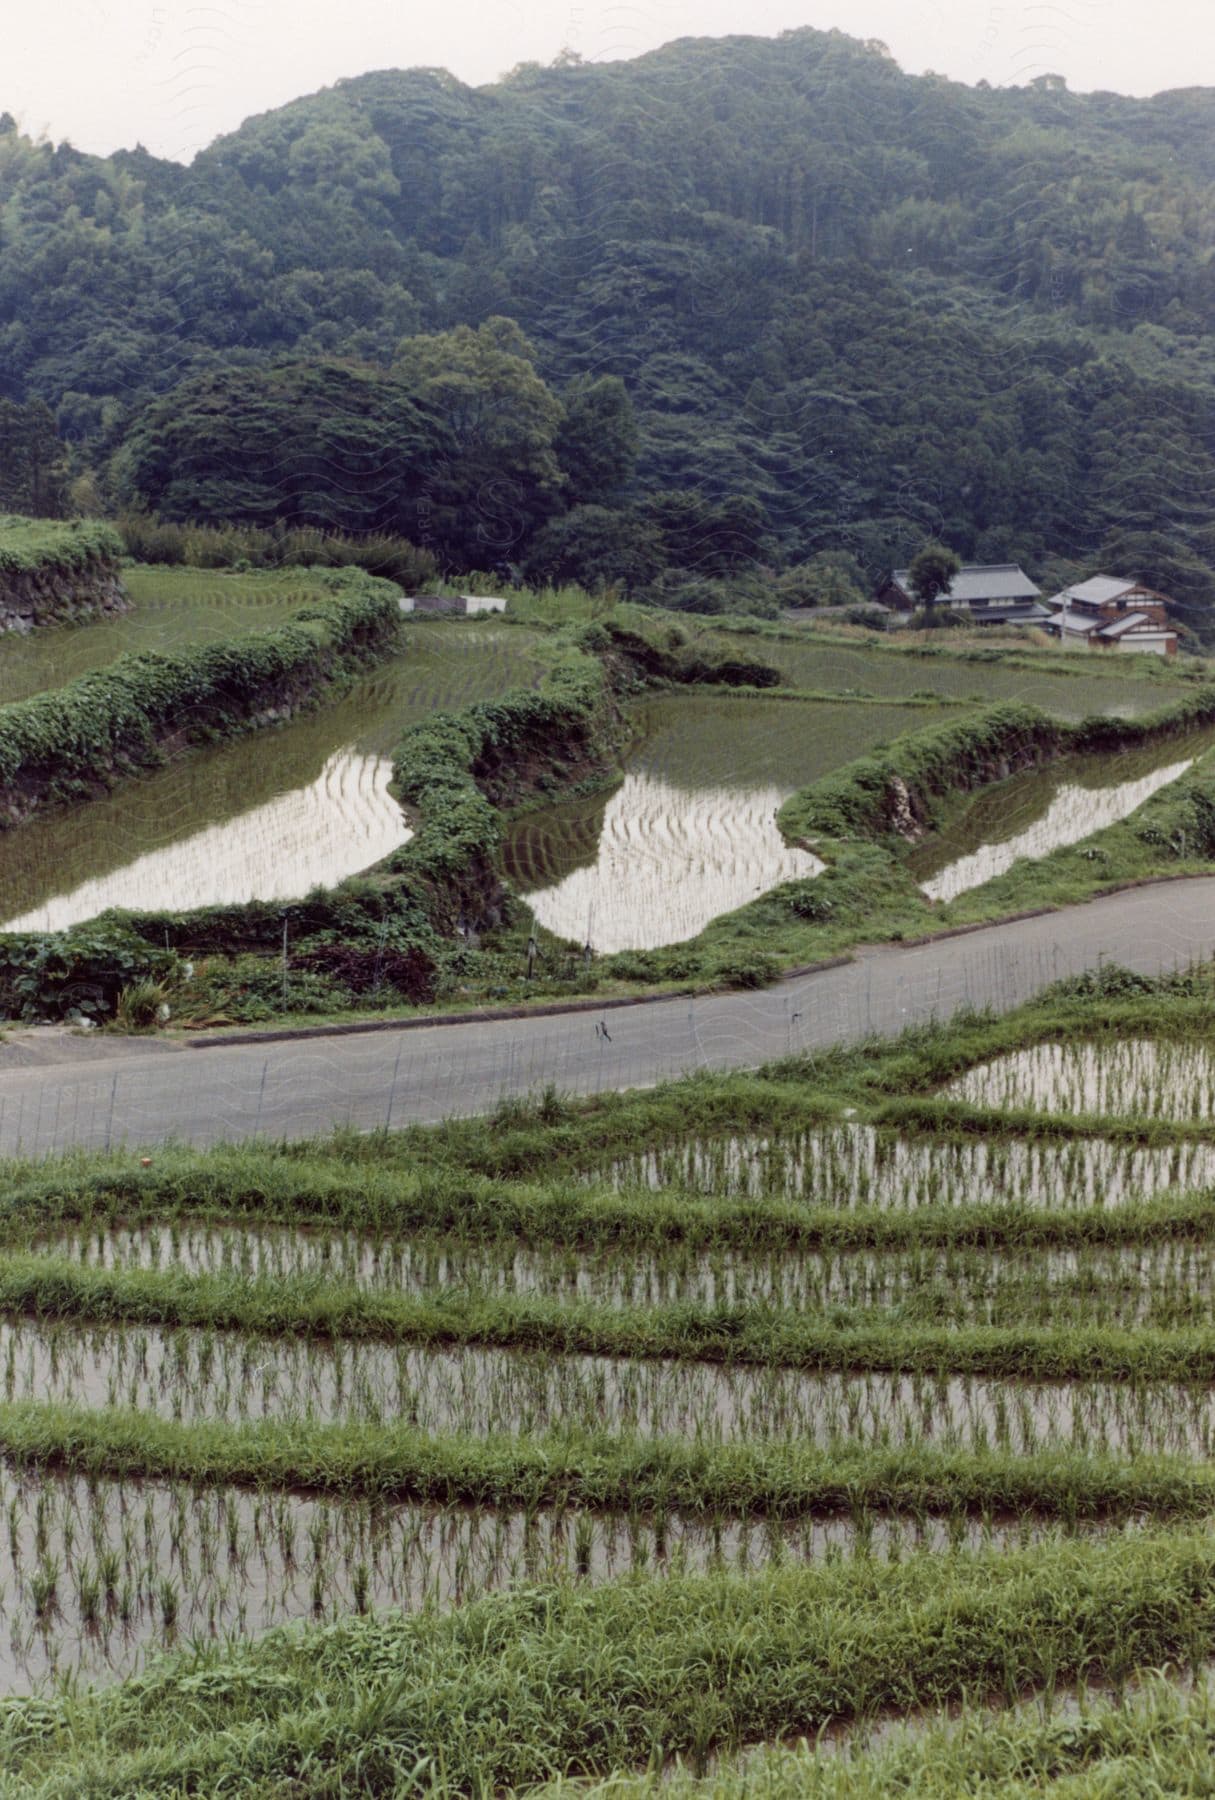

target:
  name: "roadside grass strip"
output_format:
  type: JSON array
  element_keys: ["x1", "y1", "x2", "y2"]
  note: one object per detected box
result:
[{"x1": 7, "y1": 1530, "x2": 1215, "y2": 1795}]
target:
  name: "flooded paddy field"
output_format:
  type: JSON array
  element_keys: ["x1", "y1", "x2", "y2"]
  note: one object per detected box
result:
[
  {"x1": 699, "y1": 632, "x2": 1193, "y2": 720},
  {"x1": 908, "y1": 731, "x2": 1215, "y2": 902},
  {"x1": 948, "y1": 1039, "x2": 1215, "y2": 1123},
  {"x1": 504, "y1": 695, "x2": 938, "y2": 951},
  {"x1": 32, "y1": 1223, "x2": 1215, "y2": 1328},
  {"x1": 0, "y1": 623, "x2": 547, "y2": 931},
  {"x1": 0, "y1": 566, "x2": 339, "y2": 707},
  {"x1": 588, "y1": 1124, "x2": 1215, "y2": 1210},
  {"x1": 0, "y1": 1465, "x2": 1111, "y2": 1694},
  {"x1": 4, "y1": 1318, "x2": 1215, "y2": 1454}
]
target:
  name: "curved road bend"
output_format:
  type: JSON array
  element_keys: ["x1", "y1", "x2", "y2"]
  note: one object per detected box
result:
[{"x1": 2, "y1": 878, "x2": 1215, "y2": 1157}]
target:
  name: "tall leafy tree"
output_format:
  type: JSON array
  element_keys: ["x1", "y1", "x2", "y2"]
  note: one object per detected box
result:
[
  {"x1": 907, "y1": 541, "x2": 962, "y2": 612},
  {"x1": 391, "y1": 317, "x2": 564, "y2": 562},
  {"x1": 554, "y1": 375, "x2": 638, "y2": 506},
  {"x1": 0, "y1": 400, "x2": 68, "y2": 516}
]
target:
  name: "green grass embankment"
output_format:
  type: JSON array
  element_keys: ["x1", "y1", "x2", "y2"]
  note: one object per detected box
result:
[
  {"x1": 0, "y1": 568, "x2": 400, "y2": 826},
  {"x1": 0, "y1": 1402, "x2": 1211, "y2": 1521},
  {"x1": 7, "y1": 1253, "x2": 1215, "y2": 1381},
  {"x1": 5, "y1": 1146, "x2": 1214, "y2": 1257},
  {"x1": 0, "y1": 514, "x2": 128, "y2": 633},
  {"x1": 8, "y1": 1530, "x2": 1215, "y2": 1795}
]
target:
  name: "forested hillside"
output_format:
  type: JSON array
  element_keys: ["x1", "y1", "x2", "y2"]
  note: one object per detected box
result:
[{"x1": 2, "y1": 29, "x2": 1214, "y2": 625}]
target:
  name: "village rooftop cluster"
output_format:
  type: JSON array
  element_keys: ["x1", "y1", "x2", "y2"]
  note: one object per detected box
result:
[{"x1": 876, "y1": 566, "x2": 1179, "y2": 655}]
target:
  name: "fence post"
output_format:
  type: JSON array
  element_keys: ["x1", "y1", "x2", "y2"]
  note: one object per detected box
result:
[{"x1": 385, "y1": 1039, "x2": 404, "y2": 1131}]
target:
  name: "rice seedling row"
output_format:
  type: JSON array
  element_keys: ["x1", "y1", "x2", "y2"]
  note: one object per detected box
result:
[
  {"x1": 6, "y1": 1315, "x2": 1215, "y2": 1455},
  {"x1": 22, "y1": 1221, "x2": 1215, "y2": 1334},
  {"x1": 586, "y1": 1123, "x2": 1215, "y2": 1209},
  {"x1": 948, "y1": 1038, "x2": 1215, "y2": 1122},
  {"x1": 13, "y1": 1130, "x2": 1215, "y2": 1263},
  {"x1": 12, "y1": 1529, "x2": 1215, "y2": 1797},
  {"x1": 9, "y1": 1254, "x2": 1215, "y2": 1385},
  {"x1": 7, "y1": 1402, "x2": 1215, "y2": 1530},
  {"x1": 0, "y1": 1464, "x2": 1079, "y2": 1694},
  {"x1": 33, "y1": 1220, "x2": 1215, "y2": 1327}
]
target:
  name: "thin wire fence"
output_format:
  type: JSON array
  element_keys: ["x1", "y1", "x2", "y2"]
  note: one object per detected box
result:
[{"x1": 2, "y1": 897, "x2": 1212, "y2": 1157}]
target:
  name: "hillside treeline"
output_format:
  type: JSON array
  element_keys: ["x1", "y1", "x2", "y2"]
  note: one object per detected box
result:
[{"x1": 1, "y1": 30, "x2": 1214, "y2": 623}]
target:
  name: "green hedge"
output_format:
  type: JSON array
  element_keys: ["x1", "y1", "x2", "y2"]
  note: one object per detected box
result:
[
  {"x1": 0, "y1": 568, "x2": 400, "y2": 813},
  {"x1": 0, "y1": 514, "x2": 124, "y2": 576},
  {"x1": 116, "y1": 511, "x2": 439, "y2": 590}
]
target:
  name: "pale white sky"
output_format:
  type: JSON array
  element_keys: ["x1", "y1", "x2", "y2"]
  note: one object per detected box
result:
[{"x1": 7, "y1": 0, "x2": 1215, "y2": 163}]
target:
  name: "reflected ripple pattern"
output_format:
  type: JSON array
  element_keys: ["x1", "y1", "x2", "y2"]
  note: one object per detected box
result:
[
  {"x1": 523, "y1": 771, "x2": 823, "y2": 952},
  {"x1": 0, "y1": 750, "x2": 410, "y2": 931}
]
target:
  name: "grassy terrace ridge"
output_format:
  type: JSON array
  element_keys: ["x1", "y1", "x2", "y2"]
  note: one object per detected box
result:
[
  {"x1": 6, "y1": 1530, "x2": 1215, "y2": 1795},
  {"x1": 0, "y1": 567, "x2": 400, "y2": 817},
  {"x1": 535, "y1": 1679, "x2": 1215, "y2": 1799},
  {"x1": 1, "y1": 1402, "x2": 1214, "y2": 1520},
  {"x1": 0, "y1": 515, "x2": 124, "y2": 574},
  {"x1": 10, "y1": 1159, "x2": 1215, "y2": 1256},
  {"x1": 9, "y1": 1254, "x2": 1215, "y2": 1380}
]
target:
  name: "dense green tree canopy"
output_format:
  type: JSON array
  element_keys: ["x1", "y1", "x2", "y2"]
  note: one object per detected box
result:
[
  {"x1": 2, "y1": 29, "x2": 1214, "y2": 625},
  {"x1": 390, "y1": 318, "x2": 565, "y2": 561},
  {"x1": 112, "y1": 361, "x2": 451, "y2": 533}
]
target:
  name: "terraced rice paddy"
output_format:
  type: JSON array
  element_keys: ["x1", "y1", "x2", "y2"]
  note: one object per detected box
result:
[
  {"x1": 0, "y1": 1464, "x2": 1089, "y2": 1694},
  {"x1": 5, "y1": 1001, "x2": 1215, "y2": 1800},
  {"x1": 0, "y1": 566, "x2": 337, "y2": 706},
  {"x1": 909, "y1": 732, "x2": 1215, "y2": 901},
  {"x1": 6, "y1": 1317, "x2": 1215, "y2": 1455},
  {"x1": 694, "y1": 628, "x2": 1193, "y2": 719},
  {"x1": 34, "y1": 1221, "x2": 1215, "y2": 1325},
  {"x1": 948, "y1": 1037, "x2": 1215, "y2": 1120},
  {"x1": 0, "y1": 622, "x2": 547, "y2": 930},
  {"x1": 590, "y1": 1122, "x2": 1215, "y2": 1208},
  {"x1": 505, "y1": 695, "x2": 935, "y2": 950}
]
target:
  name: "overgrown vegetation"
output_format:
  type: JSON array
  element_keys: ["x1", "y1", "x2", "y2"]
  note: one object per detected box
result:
[
  {"x1": 6, "y1": 33, "x2": 1215, "y2": 626},
  {"x1": 0, "y1": 515, "x2": 122, "y2": 576}
]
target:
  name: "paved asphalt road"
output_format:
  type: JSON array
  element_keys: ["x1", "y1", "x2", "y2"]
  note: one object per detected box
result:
[{"x1": 2, "y1": 878, "x2": 1214, "y2": 1156}]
